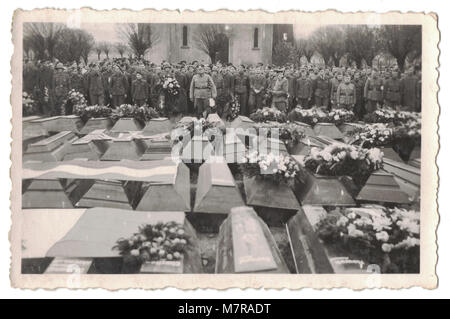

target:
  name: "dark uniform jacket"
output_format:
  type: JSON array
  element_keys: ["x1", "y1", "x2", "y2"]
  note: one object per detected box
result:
[
  {"x1": 52, "y1": 70, "x2": 71, "y2": 97},
  {"x1": 131, "y1": 78, "x2": 150, "y2": 100},
  {"x1": 314, "y1": 77, "x2": 330, "y2": 98},
  {"x1": 295, "y1": 78, "x2": 312, "y2": 99},
  {"x1": 384, "y1": 78, "x2": 401, "y2": 104},
  {"x1": 87, "y1": 71, "x2": 104, "y2": 95},
  {"x1": 109, "y1": 71, "x2": 129, "y2": 96},
  {"x1": 364, "y1": 77, "x2": 383, "y2": 101},
  {"x1": 234, "y1": 74, "x2": 249, "y2": 94}
]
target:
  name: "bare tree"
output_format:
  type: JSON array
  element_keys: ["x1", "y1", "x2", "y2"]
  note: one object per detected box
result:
[
  {"x1": 94, "y1": 43, "x2": 103, "y2": 60},
  {"x1": 54, "y1": 28, "x2": 94, "y2": 64},
  {"x1": 310, "y1": 25, "x2": 346, "y2": 67},
  {"x1": 23, "y1": 22, "x2": 64, "y2": 60},
  {"x1": 295, "y1": 38, "x2": 315, "y2": 61},
  {"x1": 194, "y1": 24, "x2": 227, "y2": 64},
  {"x1": 117, "y1": 23, "x2": 159, "y2": 58},
  {"x1": 114, "y1": 42, "x2": 128, "y2": 58},
  {"x1": 345, "y1": 25, "x2": 380, "y2": 68},
  {"x1": 378, "y1": 25, "x2": 422, "y2": 71},
  {"x1": 100, "y1": 42, "x2": 112, "y2": 59}
]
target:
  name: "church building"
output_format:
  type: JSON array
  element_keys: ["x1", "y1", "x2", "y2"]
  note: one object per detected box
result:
[{"x1": 146, "y1": 24, "x2": 294, "y2": 65}]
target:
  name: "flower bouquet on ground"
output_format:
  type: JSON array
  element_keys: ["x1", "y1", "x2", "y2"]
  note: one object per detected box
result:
[
  {"x1": 363, "y1": 108, "x2": 397, "y2": 124},
  {"x1": 327, "y1": 109, "x2": 356, "y2": 126},
  {"x1": 393, "y1": 118, "x2": 421, "y2": 145},
  {"x1": 303, "y1": 143, "x2": 383, "y2": 187},
  {"x1": 240, "y1": 151, "x2": 300, "y2": 186},
  {"x1": 350, "y1": 123, "x2": 394, "y2": 148},
  {"x1": 253, "y1": 122, "x2": 306, "y2": 150},
  {"x1": 114, "y1": 221, "x2": 189, "y2": 273},
  {"x1": 74, "y1": 104, "x2": 112, "y2": 121},
  {"x1": 316, "y1": 206, "x2": 420, "y2": 273},
  {"x1": 249, "y1": 107, "x2": 287, "y2": 123},
  {"x1": 22, "y1": 92, "x2": 38, "y2": 116},
  {"x1": 287, "y1": 106, "x2": 329, "y2": 126}
]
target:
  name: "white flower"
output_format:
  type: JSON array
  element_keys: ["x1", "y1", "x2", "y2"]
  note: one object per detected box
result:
[
  {"x1": 130, "y1": 249, "x2": 140, "y2": 256},
  {"x1": 350, "y1": 150, "x2": 359, "y2": 160},
  {"x1": 334, "y1": 115, "x2": 340, "y2": 120},
  {"x1": 382, "y1": 243, "x2": 394, "y2": 253},
  {"x1": 376, "y1": 231, "x2": 389, "y2": 242},
  {"x1": 347, "y1": 212, "x2": 357, "y2": 220},
  {"x1": 347, "y1": 224, "x2": 364, "y2": 238},
  {"x1": 337, "y1": 216, "x2": 349, "y2": 227}
]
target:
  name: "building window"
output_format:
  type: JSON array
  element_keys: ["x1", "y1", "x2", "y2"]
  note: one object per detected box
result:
[
  {"x1": 182, "y1": 26, "x2": 188, "y2": 47},
  {"x1": 253, "y1": 28, "x2": 259, "y2": 48}
]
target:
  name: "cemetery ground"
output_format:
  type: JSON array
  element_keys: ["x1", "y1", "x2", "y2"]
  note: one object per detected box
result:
[{"x1": 20, "y1": 109, "x2": 421, "y2": 275}]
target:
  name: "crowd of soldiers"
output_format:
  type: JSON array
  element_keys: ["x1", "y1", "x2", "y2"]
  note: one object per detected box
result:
[{"x1": 23, "y1": 57, "x2": 422, "y2": 119}]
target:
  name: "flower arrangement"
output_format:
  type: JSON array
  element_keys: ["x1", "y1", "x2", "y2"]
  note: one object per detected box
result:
[
  {"x1": 350, "y1": 123, "x2": 394, "y2": 148},
  {"x1": 67, "y1": 89, "x2": 87, "y2": 111},
  {"x1": 114, "y1": 221, "x2": 189, "y2": 272},
  {"x1": 116, "y1": 104, "x2": 160, "y2": 123},
  {"x1": 316, "y1": 207, "x2": 419, "y2": 273},
  {"x1": 363, "y1": 108, "x2": 397, "y2": 124},
  {"x1": 287, "y1": 106, "x2": 329, "y2": 126},
  {"x1": 162, "y1": 77, "x2": 181, "y2": 96},
  {"x1": 303, "y1": 143, "x2": 383, "y2": 187},
  {"x1": 249, "y1": 107, "x2": 287, "y2": 123},
  {"x1": 393, "y1": 118, "x2": 421, "y2": 145},
  {"x1": 22, "y1": 92, "x2": 38, "y2": 116},
  {"x1": 253, "y1": 122, "x2": 306, "y2": 150},
  {"x1": 327, "y1": 109, "x2": 356, "y2": 126},
  {"x1": 240, "y1": 151, "x2": 300, "y2": 186},
  {"x1": 226, "y1": 97, "x2": 241, "y2": 121},
  {"x1": 74, "y1": 104, "x2": 112, "y2": 120}
]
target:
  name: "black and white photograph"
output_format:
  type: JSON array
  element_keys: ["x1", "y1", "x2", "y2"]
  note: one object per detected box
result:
[{"x1": 9, "y1": 8, "x2": 438, "y2": 290}]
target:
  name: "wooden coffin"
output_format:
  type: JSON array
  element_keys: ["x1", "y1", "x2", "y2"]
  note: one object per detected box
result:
[
  {"x1": 100, "y1": 134, "x2": 146, "y2": 161},
  {"x1": 80, "y1": 117, "x2": 114, "y2": 135},
  {"x1": 23, "y1": 131, "x2": 78, "y2": 162},
  {"x1": 32, "y1": 115, "x2": 84, "y2": 134},
  {"x1": 215, "y1": 206, "x2": 289, "y2": 273},
  {"x1": 45, "y1": 208, "x2": 202, "y2": 274},
  {"x1": 22, "y1": 179, "x2": 73, "y2": 208},
  {"x1": 338, "y1": 122, "x2": 364, "y2": 135},
  {"x1": 142, "y1": 117, "x2": 172, "y2": 136},
  {"x1": 136, "y1": 161, "x2": 191, "y2": 212},
  {"x1": 356, "y1": 169, "x2": 412, "y2": 204},
  {"x1": 181, "y1": 135, "x2": 215, "y2": 163},
  {"x1": 409, "y1": 158, "x2": 421, "y2": 169},
  {"x1": 206, "y1": 113, "x2": 226, "y2": 131},
  {"x1": 294, "y1": 121, "x2": 316, "y2": 137},
  {"x1": 288, "y1": 136, "x2": 327, "y2": 156},
  {"x1": 63, "y1": 136, "x2": 108, "y2": 161},
  {"x1": 380, "y1": 146, "x2": 404, "y2": 163},
  {"x1": 222, "y1": 132, "x2": 247, "y2": 163},
  {"x1": 194, "y1": 160, "x2": 245, "y2": 214},
  {"x1": 23, "y1": 116, "x2": 48, "y2": 140},
  {"x1": 140, "y1": 135, "x2": 173, "y2": 161},
  {"x1": 286, "y1": 207, "x2": 334, "y2": 274},
  {"x1": 109, "y1": 117, "x2": 144, "y2": 132},
  {"x1": 230, "y1": 115, "x2": 255, "y2": 131},
  {"x1": 258, "y1": 137, "x2": 289, "y2": 155},
  {"x1": 294, "y1": 170, "x2": 356, "y2": 206},
  {"x1": 75, "y1": 180, "x2": 133, "y2": 210},
  {"x1": 313, "y1": 123, "x2": 344, "y2": 140}
]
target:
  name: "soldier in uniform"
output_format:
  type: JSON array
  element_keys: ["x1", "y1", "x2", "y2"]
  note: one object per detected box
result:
[
  {"x1": 313, "y1": 69, "x2": 330, "y2": 110},
  {"x1": 52, "y1": 62, "x2": 71, "y2": 115},
  {"x1": 295, "y1": 69, "x2": 312, "y2": 108},
  {"x1": 87, "y1": 63, "x2": 105, "y2": 106},
  {"x1": 336, "y1": 74, "x2": 356, "y2": 110},
  {"x1": 249, "y1": 67, "x2": 267, "y2": 113},
  {"x1": 109, "y1": 64, "x2": 129, "y2": 108},
  {"x1": 330, "y1": 72, "x2": 343, "y2": 109},
  {"x1": 383, "y1": 70, "x2": 401, "y2": 108},
  {"x1": 189, "y1": 65, "x2": 217, "y2": 118},
  {"x1": 285, "y1": 68, "x2": 297, "y2": 111},
  {"x1": 233, "y1": 66, "x2": 250, "y2": 116},
  {"x1": 270, "y1": 69, "x2": 289, "y2": 112},
  {"x1": 364, "y1": 69, "x2": 383, "y2": 113},
  {"x1": 211, "y1": 66, "x2": 227, "y2": 116},
  {"x1": 131, "y1": 71, "x2": 150, "y2": 106},
  {"x1": 353, "y1": 71, "x2": 366, "y2": 119},
  {"x1": 400, "y1": 69, "x2": 418, "y2": 111}
]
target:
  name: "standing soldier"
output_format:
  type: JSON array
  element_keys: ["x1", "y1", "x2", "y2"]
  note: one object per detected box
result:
[
  {"x1": 313, "y1": 69, "x2": 330, "y2": 110},
  {"x1": 285, "y1": 68, "x2": 297, "y2": 111},
  {"x1": 52, "y1": 62, "x2": 71, "y2": 115},
  {"x1": 249, "y1": 67, "x2": 267, "y2": 113},
  {"x1": 336, "y1": 74, "x2": 356, "y2": 110},
  {"x1": 383, "y1": 70, "x2": 401, "y2": 108},
  {"x1": 185, "y1": 65, "x2": 195, "y2": 114},
  {"x1": 189, "y1": 65, "x2": 217, "y2": 118},
  {"x1": 233, "y1": 66, "x2": 250, "y2": 116},
  {"x1": 364, "y1": 69, "x2": 383, "y2": 113},
  {"x1": 330, "y1": 72, "x2": 343, "y2": 109},
  {"x1": 353, "y1": 71, "x2": 366, "y2": 120},
  {"x1": 295, "y1": 69, "x2": 312, "y2": 108},
  {"x1": 270, "y1": 69, "x2": 289, "y2": 112},
  {"x1": 400, "y1": 68, "x2": 418, "y2": 112},
  {"x1": 131, "y1": 71, "x2": 150, "y2": 106},
  {"x1": 109, "y1": 64, "x2": 129, "y2": 108},
  {"x1": 211, "y1": 66, "x2": 227, "y2": 116},
  {"x1": 87, "y1": 63, "x2": 105, "y2": 106}
]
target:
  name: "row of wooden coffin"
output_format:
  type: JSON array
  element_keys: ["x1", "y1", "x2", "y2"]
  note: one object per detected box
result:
[
  {"x1": 22, "y1": 206, "x2": 353, "y2": 274},
  {"x1": 23, "y1": 115, "x2": 175, "y2": 138},
  {"x1": 22, "y1": 157, "x2": 420, "y2": 227}
]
